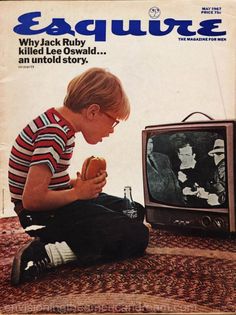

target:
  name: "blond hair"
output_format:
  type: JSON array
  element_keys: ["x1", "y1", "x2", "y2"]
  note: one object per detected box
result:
[{"x1": 64, "y1": 68, "x2": 130, "y2": 120}]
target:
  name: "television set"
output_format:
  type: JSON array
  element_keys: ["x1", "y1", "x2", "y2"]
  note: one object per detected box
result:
[{"x1": 142, "y1": 113, "x2": 236, "y2": 234}]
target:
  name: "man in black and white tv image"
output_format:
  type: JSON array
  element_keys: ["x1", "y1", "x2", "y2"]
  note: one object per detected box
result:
[{"x1": 146, "y1": 132, "x2": 226, "y2": 208}]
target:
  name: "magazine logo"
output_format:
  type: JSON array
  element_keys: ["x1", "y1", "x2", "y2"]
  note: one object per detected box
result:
[{"x1": 13, "y1": 11, "x2": 226, "y2": 42}]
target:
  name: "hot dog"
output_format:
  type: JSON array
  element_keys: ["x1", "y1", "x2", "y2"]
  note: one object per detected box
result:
[{"x1": 81, "y1": 156, "x2": 106, "y2": 180}]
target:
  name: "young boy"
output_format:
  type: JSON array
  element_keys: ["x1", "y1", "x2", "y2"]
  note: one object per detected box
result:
[{"x1": 9, "y1": 67, "x2": 149, "y2": 285}]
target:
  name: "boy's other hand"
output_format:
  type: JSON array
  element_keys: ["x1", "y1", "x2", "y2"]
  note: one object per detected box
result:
[{"x1": 74, "y1": 172, "x2": 107, "y2": 200}]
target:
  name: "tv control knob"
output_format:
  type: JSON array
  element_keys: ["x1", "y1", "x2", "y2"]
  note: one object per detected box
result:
[
  {"x1": 214, "y1": 218, "x2": 224, "y2": 229},
  {"x1": 201, "y1": 216, "x2": 212, "y2": 227}
]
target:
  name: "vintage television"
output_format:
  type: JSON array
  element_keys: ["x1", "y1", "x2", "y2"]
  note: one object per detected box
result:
[{"x1": 142, "y1": 112, "x2": 236, "y2": 234}]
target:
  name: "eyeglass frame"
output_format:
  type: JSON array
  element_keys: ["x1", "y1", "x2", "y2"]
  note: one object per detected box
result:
[{"x1": 102, "y1": 111, "x2": 120, "y2": 128}]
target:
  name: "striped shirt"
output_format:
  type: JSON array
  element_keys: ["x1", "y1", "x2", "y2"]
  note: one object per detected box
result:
[{"x1": 8, "y1": 108, "x2": 75, "y2": 202}]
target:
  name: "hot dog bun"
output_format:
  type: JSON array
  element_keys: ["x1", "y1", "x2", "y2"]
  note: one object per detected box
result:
[{"x1": 81, "y1": 156, "x2": 106, "y2": 180}]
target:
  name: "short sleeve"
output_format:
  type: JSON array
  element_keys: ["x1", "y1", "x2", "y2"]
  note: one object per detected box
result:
[{"x1": 30, "y1": 125, "x2": 67, "y2": 174}]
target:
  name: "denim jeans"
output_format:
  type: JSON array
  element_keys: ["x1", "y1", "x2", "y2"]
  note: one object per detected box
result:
[{"x1": 18, "y1": 193, "x2": 149, "y2": 264}]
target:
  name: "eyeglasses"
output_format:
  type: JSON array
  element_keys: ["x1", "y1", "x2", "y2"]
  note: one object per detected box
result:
[{"x1": 102, "y1": 111, "x2": 120, "y2": 128}]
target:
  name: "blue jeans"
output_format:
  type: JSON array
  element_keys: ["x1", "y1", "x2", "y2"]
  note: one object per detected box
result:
[{"x1": 18, "y1": 193, "x2": 149, "y2": 264}]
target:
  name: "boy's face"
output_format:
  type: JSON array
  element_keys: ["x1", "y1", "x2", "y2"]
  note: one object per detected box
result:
[{"x1": 81, "y1": 105, "x2": 119, "y2": 144}]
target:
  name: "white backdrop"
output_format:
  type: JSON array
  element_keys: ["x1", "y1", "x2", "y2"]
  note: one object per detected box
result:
[{"x1": 0, "y1": 0, "x2": 235, "y2": 216}]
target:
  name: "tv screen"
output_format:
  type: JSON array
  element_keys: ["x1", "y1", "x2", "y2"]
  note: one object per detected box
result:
[
  {"x1": 142, "y1": 120, "x2": 236, "y2": 233},
  {"x1": 146, "y1": 130, "x2": 226, "y2": 208}
]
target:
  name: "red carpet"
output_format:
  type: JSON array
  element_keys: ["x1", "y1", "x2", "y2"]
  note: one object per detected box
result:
[{"x1": 0, "y1": 217, "x2": 236, "y2": 313}]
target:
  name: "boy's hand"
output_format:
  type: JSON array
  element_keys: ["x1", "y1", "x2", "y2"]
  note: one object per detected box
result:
[{"x1": 73, "y1": 171, "x2": 107, "y2": 200}]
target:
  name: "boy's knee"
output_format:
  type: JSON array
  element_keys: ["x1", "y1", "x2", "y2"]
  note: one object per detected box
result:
[
  {"x1": 134, "y1": 202, "x2": 146, "y2": 222},
  {"x1": 122, "y1": 221, "x2": 149, "y2": 258},
  {"x1": 135, "y1": 222, "x2": 149, "y2": 250}
]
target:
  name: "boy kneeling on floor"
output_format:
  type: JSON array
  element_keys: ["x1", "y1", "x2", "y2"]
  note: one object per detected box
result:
[{"x1": 9, "y1": 67, "x2": 149, "y2": 285}]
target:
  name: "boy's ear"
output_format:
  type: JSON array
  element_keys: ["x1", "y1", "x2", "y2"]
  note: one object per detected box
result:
[{"x1": 86, "y1": 104, "x2": 101, "y2": 120}]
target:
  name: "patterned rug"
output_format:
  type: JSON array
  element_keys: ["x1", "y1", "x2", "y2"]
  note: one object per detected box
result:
[{"x1": 0, "y1": 217, "x2": 236, "y2": 313}]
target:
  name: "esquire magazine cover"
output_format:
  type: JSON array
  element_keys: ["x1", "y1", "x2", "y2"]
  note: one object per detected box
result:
[{"x1": 0, "y1": 0, "x2": 236, "y2": 314}]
